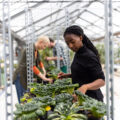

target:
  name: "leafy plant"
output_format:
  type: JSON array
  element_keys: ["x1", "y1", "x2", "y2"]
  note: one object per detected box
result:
[
  {"x1": 29, "y1": 80, "x2": 79, "y2": 97},
  {"x1": 55, "y1": 93, "x2": 73, "y2": 105},
  {"x1": 75, "y1": 90, "x2": 106, "y2": 118},
  {"x1": 48, "y1": 102, "x2": 87, "y2": 120},
  {"x1": 14, "y1": 102, "x2": 40, "y2": 120},
  {"x1": 14, "y1": 70, "x2": 106, "y2": 120},
  {"x1": 47, "y1": 68, "x2": 61, "y2": 80},
  {"x1": 95, "y1": 44, "x2": 105, "y2": 64}
]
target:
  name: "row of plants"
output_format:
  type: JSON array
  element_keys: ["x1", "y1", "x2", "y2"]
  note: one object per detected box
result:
[{"x1": 14, "y1": 70, "x2": 106, "y2": 120}]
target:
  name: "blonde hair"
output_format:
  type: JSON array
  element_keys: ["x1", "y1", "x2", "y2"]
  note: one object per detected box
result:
[{"x1": 37, "y1": 35, "x2": 50, "y2": 44}]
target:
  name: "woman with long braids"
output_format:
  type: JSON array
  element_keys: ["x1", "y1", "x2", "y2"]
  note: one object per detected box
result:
[{"x1": 58, "y1": 25, "x2": 105, "y2": 102}]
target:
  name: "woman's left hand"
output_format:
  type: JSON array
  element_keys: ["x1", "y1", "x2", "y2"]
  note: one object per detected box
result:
[
  {"x1": 42, "y1": 68, "x2": 46, "y2": 77},
  {"x1": 78, "y1": 84, "x2": 89, "y2": 94}
]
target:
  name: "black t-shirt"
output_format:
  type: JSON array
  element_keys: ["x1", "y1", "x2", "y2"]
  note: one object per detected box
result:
[{"x1": 71, "y1": 45, "x2": 105, "y2": 101}]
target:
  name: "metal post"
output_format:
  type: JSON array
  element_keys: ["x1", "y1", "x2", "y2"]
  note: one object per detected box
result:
[
  {"x1": 108, "y1": 0, "x2": 114, "y2": 119},
  {"x1": 11, "y1": 37, "x2": 14, "y2": 72},
  {"x1": 104, "y1": 0, "x2": 114, "y2": 120},
  {"x1": 25, "y1": 5, "x2": 35, "y2": 88},
  {"x1": 104, "y1": 0, "x2": 110, "y2": 119},
  {"x1": 65, "y1": 8, "x2": 70, "y2": 73},
  {"x1": 56, "y1": 27, "x2": 60, "y2": 70},
  {"x1": 2, "y1": 0, "x2": 13, "y2": 120},
  {"x1": 0, "y1": 60, "x2": 1, "y2": 87}
]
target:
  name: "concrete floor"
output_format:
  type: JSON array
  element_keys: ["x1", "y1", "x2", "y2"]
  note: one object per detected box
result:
[{"x1": 0, "y1": 76, "x2": 120, "y2": 120}]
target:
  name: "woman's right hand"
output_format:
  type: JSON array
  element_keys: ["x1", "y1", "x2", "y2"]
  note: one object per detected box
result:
[
  {"x1": 58, "y1": 72, "x2": 67, "y2": 79},
  {"x1": 47, "y1": 78, "x2": 53, "y2": 84},
  {"x1": 72, "y1": 94, "x2": 78, "y2": 103}
]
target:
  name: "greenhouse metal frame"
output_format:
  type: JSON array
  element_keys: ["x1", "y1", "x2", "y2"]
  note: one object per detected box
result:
[{"x1": 0, "y1": 0, "x2": 120, "y2": 120}]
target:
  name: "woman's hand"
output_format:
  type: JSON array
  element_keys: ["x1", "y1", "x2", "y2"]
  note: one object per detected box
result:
[
  {"x1": 42, "y1": 68, "x2": 46, "y2": 77},
  {"x1": 77, "y1": 84, "x2": 89, "y2": 94},
  {"x1": 43, "y1": 72, "x2": 46, "y2": 77},
  {"x1": 58, "y1": 72, "x2": 66, "y2": 79},
  {"x1": 38, "y1": 73, "x2": 53, "y2": 83},
  {"x1": 46, "y1": 78, "x2": 53, "y2": 84},
  {"x1": 72, "y1": 85, "x2": 88, "y2": 103},
  {"x1": 72, "y1": 94, "x2": 78, "y2": 103},
  {"x1": 78, "y1": 79, "x2": 105, "y2": 93},
  {"x1": 58, "y1": 72, "x2": 71, "y2": 79}
]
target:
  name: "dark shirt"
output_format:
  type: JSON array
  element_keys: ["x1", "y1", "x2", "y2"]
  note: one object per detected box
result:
[{"x1": 71, "y1": 45, "x2": 105, "y2": 101}]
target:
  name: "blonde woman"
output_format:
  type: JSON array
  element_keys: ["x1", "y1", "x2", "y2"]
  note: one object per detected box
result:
[{"x1": 13, "y1": 36, "x2": 52, "y2": 103}]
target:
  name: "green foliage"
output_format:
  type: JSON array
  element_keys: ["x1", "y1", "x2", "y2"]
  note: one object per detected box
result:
[
  {"x1": 0, "y1": 59, "x2": 4, "y2": 63},
  {"x1": 114, "y1": 46, "x2": 120, "y2": 64},
  {"x1": 29, "y1": 79, "x2": 79, "y2": 97},
  {"x1": 14, "y1": 67, "x2": 106, "y2": 120},
  {"x1": 14, "y1": 64, "x2": 18, "y2": 69},
  {"x1": 32, "y1": 96, "x2": 56, "y2": 106},
  {"x1": 75, "y1": 90, "x2": 106, "y2": 118},
  {"x1": 95, "y1": 44, "x2": 105, "y2": 64},
  {"x1": 20, "y1": 92, "x2": 33, "y2": 103},
  {"x1": 95, "y1": 43, "x2": 120, "y2": 64},
  {"x1": 14, "y1": 102, "x2": 43, "y2": 120},
  {"x1": 47, "y1": 67, "x2": 61, "y2": 80},
  {"x1": 48, "y1": 102, "x2": 87, "y2": 120},
  {"x1": 39, "y1": 47, "x2": 53, "y2": 71},
  {"x1": 55, "y1": 93, "x2": 73, "y2": 105},
  {"x1": 54, "y1": 78, "x2": 72, "y2": 85}
]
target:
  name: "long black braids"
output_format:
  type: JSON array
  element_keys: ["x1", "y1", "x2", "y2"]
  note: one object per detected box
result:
[{"x1": 64, "y1": 25, "x2": 100, "y2": 62}]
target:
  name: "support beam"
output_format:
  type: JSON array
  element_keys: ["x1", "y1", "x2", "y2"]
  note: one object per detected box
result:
[
  {"x1": 78, "y1": 17, "x2": 104, "y2": 30},
  {"x1": 22, "y1": 8, "x2": 79, "y2": 38},
  {"x1": 5, "y1": 1, "x2": 47, "y2": 21},
  {"x1": 80, "y1": 25, "x2": 101, "y2": 36},
  {"x1": 86, "y1": 10, "x2": 120, "y2": 27},
  {"x1": 104, "y1": 0, "x2": 114, "y2": 120},
  {"x1": 36, "y1": 1, "x2": 94, "y2": 36},
  {"x1": 15, "y1": 1, "x2": 80, "y2": 33},
  {"x1": 92, "y1": 31, "x2": 120, "y2": 41},
  {"x1": 36, "y1": 11, "x2": 85, "y2": 36}
]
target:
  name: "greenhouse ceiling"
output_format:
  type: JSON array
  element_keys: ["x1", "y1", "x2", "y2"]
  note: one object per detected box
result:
[{"x1": 0, "y1": 0, "x2": 120, "y2": 43}]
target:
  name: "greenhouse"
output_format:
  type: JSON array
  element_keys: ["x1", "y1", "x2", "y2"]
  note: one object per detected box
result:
[{"x1": 0, "y1": 0, "x2": 120, "y2": 120}]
